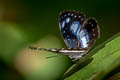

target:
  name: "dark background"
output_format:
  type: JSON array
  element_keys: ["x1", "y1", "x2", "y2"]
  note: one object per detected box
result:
[{"x1": 0, "y1": 0, "x2": 120, "y2": 80}]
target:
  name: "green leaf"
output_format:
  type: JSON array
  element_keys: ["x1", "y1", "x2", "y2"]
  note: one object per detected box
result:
[{"x1": 64, "y1": 32, "x2": 120, "y2": 80}]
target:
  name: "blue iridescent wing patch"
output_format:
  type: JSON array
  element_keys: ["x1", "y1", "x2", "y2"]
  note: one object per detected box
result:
[
  {"x1": 81, "y1": 17, "x2": 99, "y2": 49},
  {"x1": 29, "y1": 10, "x2": 100, "y2": 61},
  {"x1": 59, "y1": 10, "x2": 99, "y2": 50},
  {"x1": 59, "y1": 10, "x2": 86, "y2": 48}
]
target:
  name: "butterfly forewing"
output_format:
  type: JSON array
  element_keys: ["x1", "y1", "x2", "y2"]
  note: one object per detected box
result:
[{"x1": 59, "y1": 10, "x2": 86, "y2": 49}]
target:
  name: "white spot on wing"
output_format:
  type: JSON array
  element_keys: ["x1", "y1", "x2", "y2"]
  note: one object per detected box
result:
[
  {"x1": 81, "y1": 18, "x2": 84, "y2": 21},
  {"x1": 89, "y1": 22, "x2": 91, "y2": 24},
  {"x1": 70, "y1": 21, "x2": 79, "y2": 33},
  {"x1": 92, "y1": 29, "x2": 95, "y2": 31},
  {"x1": 93, "y1": 34, "x2": 96, "y2": 37},
  {"x1": 67, "y1": 35, "x2": 70, "y2": 38},
  {"x1": 81, "y1": 37, "x2": 88, "y2": 48},
  {"x1": 63, "y1": 30, "x2": 65, "y2": 34},
  {"x1": 66, "y1": 17, "x2": 70, "y2": 23},
  {"x1": 61, "y1": 21, "x2": 65, "y2": 28},
  {"x1": 64, "y1": 14, "x2": 67, "y2": 17},
  {"x1": 71, "y1": 14, "x2": 73, "y2": 16},
  {"x1": 74, "y1": 15, "x2": 77, "y2": 18},
  {"x1": 68, "y1": 13, "x2": 70, "y2": 16},
  {"x1": 78, "y1": 16, "x2": 81, "y2": 18},
  {"x1": 91, "y1": 24, "x2": 94, "y2": 27},
  {"x1": 79, "y1": 30, "x2": 89, "y2": 48}
]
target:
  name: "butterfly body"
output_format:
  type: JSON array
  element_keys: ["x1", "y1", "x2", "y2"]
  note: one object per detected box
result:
[
  {"x1": 29, "y1": 10, "x2": 100, "y2": 61},
  {"x1": 29, "y1": 46, "x2": 87, "y2": 61}
]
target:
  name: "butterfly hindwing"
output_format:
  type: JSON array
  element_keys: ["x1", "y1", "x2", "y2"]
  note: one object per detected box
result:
[
  {"x1": 81, "y1": 18, "x2": 99, "y2": 49},
  {"x1": 82, "y1": 18, "x2": 99, "y2": 39}
]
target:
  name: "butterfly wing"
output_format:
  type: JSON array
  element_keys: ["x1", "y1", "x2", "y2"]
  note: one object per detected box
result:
[
  {"x1": 59, "y1": 10, "x2": 99, "y2": 50},
  {"x1": 59, "y1": 10, "x2": 86, "y2": 48},
  {"x1": 80, "y1": 18, "x2": 99, "y2": 49},
  {"x1": 29, "y1": 10, "x2": 100, "y2": 61}
]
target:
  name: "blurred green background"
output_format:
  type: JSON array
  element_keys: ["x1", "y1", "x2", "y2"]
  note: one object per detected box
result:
[{"x1": 0, "y1": 0, "x2": 120, "y2": 80}]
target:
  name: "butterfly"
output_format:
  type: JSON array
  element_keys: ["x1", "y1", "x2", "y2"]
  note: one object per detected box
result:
[{"x1": 29, "y1": 10, "x2": 100, "y2": 61}]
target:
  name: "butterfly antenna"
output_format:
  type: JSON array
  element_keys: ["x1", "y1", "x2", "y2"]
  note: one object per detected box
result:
[
  {"x1": 28, "y1": 45, "x2": 62, "y2": 59},
  {"x1": 29, "y1": 45, "x2": 48, "y2": 51},
  {"x1": 28, "y1": 45, "x2": 60, "y2": 53}
]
